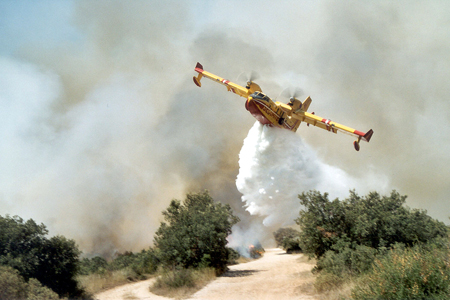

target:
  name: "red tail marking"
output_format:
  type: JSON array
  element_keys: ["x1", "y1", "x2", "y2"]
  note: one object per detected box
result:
[{"x1": 195, "y1": 62, "x2": 204, "y2": 73}]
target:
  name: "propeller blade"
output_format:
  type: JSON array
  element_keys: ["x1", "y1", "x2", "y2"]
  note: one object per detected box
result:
[
  {"x1": 237, "y1": 70, "x2": 260, "y2": 84},
  {"x1": 278, "y1": 87, "x2": 304, "y2": 100},
  {"x1": 248, "y1": 70, "x2": 260, "y2": 82}
]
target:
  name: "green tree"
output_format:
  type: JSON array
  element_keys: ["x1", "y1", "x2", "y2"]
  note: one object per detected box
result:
[
  {"x1": 0, "y1": 266, "x2": 59, "y2": 300},
  {"x1": 154, "y1": 191, "x2": 239, "y2": 273},
  {"x1": 296, "y1": 190, "x2": 448, "y2": 259},
  {"x1": 36, "y1": 235, "x2": 81, "y2": 297},
  {"x1": 0, "y1": 215, "x2": 83, "y2": 298},
  {"x1": 79, "y1": 256, "x2": 108, "y2": 275},
  {"x1": 273, "y1": 227, "x2": 302, "y2": 253}
]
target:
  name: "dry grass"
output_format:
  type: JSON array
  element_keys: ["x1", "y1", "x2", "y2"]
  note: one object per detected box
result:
[
  {"x1": 122, "y1": 291, "x2": 139, "y2": 300},
  {"x1": 235, "y1": 256, "x2": 252, "y2": 264},
  {"x1": 76, "y1": 268, "x2": 148, "y2": 295},
  {"x1": 315, "y1": 279, "x2": 356, "y2": 300},
  {"x1": 294, "y1": 255, "x2": 356, "y2": 300},
  {"x1": 296, "y1": 254, "x2": 316, "y2": 265},
  {"x1": 150, "y1": 268, "x2": 216, "y2": 299}
]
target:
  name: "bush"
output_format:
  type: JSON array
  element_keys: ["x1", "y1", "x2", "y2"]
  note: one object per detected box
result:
[
  {"x1": 352, "y1": 243, "x2": 450, "y2": 299},
  {"x1": 0, "y1": 265, "x2": 27, "y2": 300},
  {"x1": 130, "y1": 249, "x2": 160, "y2": 275},
  {"x1": 109, "y1": 249, "x2": 159, "y2": 277},
  {"x1": 296, "y1": 190, "x2": 449, "y2": 294},
  {"x1": 227, "y1": 248, "x2": 240, "y2": 265},
  {"x1": 296, "y1": 190, "x2": 448, "y2": 259},
  {"x1": 154, "y1": 191, "x2": 239, "y2": 274},
  {"x1": 26, "y1": 278, "x2": 59, "y2": 300},
  {"x1": 78, "y1": 248, "x2": 159, "y2": 285},
  {"x1": 0, "y1": 266, "x2": 59, "y2": 300},
  {"x1": 0, "y1": 215, "x2": 83, "y2": 298},
  {"x1": 155, "y1": 268, "x2": 196, "y2": 288},
  {"x1": 151, "y1": 267, "x2": 216, "y2": 299},
  {"x1": 273, "y1": 228, "x2": 302, "y2": 253},
  {"x1": 79, "y1": 256, "x2": 108, "y2": 275},
  {"x1": 315, "y1": 244, "x2": 377, "y2": 277},
  {"x1": 249, "y1": 242, "x2": 265, "y2": 258}
]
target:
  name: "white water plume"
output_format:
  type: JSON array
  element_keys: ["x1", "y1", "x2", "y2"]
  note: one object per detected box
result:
[{"x1": 236, "y1": 122, "x2": 383, "y2": 228}]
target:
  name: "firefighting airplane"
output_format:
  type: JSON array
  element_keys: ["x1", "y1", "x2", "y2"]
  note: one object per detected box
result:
[{"x1": 193, "y1": 62, "x2": 373, "y2": 151}]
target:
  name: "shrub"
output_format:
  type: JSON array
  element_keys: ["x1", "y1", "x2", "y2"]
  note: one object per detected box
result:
[
  {"x1": 296, "y1": 190, "x2": 449, "y2": 294},
  {"x1": 352, "y1": 244, "x2": 450, "y2": 299},
  {"x1": 155, "y1": 268, "x2": 196, "y2": 288},
  {"x1": 151, "y1": 267, "x2": 216, "y2": 299},
  {"x1": 154, "y1": 191, "x2": 239, "y2": 274},
  {"x1": 296, "y1": 190, "x2": 448, "y2": 258},
  {"x1": 81, "y1": 248, "x2": 159, "y2": 276},
  {"x1": 273, "y1": 228, "x2": 302, "y2": 253},
  {"x1": 129, "y1": 249, "x2": 160, "y2": 275},
  {"x1": 0, "y1": 266, "x2": 59, "y2": 300},
  {"x1": 79, "y1": 256, "x2": 108, "y2": 275},
  {"x1": 227, "y1": 248, "x2": 240, "y2": 265},
  {"x1": 109, "y1": 249, "x2": 159, "y2": 277},
  {"x1": 315, "y1": 244, "x2": 377, "y2": 276},
  {"x1": 249, "y1": 242, "x2": 265, "y2": 258},
  {"x1": 314, "y1": 272, "x2": 345, "y2": 293},
  {"x1": 0, "y1": 265, "x2": 27, "y2": 300},
  {"x1": 0, "y1": 215, "x2": 83, "y2": 298},
  {"x1": 26, "y1": 278, "x2": 59, "y2": 300}
]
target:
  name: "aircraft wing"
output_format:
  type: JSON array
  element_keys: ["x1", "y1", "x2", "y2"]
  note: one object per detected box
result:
[
  {"x1": 291, "y1": 110, "x2": 373, "y2": 149},
  {"x1": 193, "y1": 62, "x2": 250, "y2": 98}
]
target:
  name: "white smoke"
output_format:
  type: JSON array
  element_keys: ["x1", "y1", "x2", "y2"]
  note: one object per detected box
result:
[{"x1": 236, "y1": 122, "x2": 388, "y2": 228}]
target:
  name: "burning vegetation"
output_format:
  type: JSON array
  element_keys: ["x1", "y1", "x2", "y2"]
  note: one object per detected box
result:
[{"x1": 248, "y1": 243, "x2": 265, "y2": 259}]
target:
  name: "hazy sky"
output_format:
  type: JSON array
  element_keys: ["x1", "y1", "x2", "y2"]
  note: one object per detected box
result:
[{"x1": 1, "y1": 0, "x2": 449, "y2": 255}]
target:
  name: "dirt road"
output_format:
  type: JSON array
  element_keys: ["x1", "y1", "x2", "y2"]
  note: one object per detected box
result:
[
  {"x1": 95, "y1": 248, "x2": 317, "y2": 300},
  {"x1": 189, "y1": 248, "x2": 317, "y2": 300}
]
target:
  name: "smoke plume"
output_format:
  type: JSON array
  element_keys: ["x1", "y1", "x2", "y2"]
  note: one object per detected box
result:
[{"x1": 1, "y1": 0, "x2": 449, "y2": 256}]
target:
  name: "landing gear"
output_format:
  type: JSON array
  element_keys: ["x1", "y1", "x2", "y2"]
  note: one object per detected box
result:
[{"x1": 353, "y1": 140, "x2": 360, "y2": 151}]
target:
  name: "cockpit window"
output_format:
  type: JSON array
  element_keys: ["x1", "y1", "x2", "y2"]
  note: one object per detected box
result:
[{"x1": 250, "y1": 91, "x2": 271, "y2": 102}]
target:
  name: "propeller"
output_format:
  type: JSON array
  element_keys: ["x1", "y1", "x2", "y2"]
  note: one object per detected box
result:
[
  {"x1": 277, "y1": 86, "x2": 304, "y2": 101},
  {"x1": 237, "y1": 70, "x2": 260, "y2": 85}
]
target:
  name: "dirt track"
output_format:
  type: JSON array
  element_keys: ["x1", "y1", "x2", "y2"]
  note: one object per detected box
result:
[{"x1": 95, "y1": 248, "x2": 317, "y2": 300}]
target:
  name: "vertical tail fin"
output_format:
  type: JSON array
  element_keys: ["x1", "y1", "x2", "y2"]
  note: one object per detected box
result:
[
  {"x1": 193, "y1": 62, "x2": 204, "y2": 87},
  {"x1": 302, "y1": 97, "x2": 312, "y2": 112}
]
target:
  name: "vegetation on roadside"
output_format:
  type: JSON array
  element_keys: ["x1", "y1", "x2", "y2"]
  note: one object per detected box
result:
[
  {"x1": 295, "y1": 190, "x2": 450, "y2": 299},
  {"x1": 352, "y1": 243, "x2": 450, "y2": 299},
  {"x1": 151, "y1": 267, "x2": 216, "y2": 299},
  {"x1": 76, "y1": 249, "x2": 159, "y2": 295},
  {"x1": 154, "y1": 191, "x2": 240, "y2": 274},
  {"x1": 150, "y1": 191, "x2": 240, "y2": 298},
  {"x1": 273, "y1": 227, "x2": 302, "y2": 253},
  {"x1": 0, "y1": 265, "x2": 59, "y2": 300},
  {"x1": 4, "y1": 188, "x2": 447, "y2": 300},
  {"x1": 0, "y1": 215, "x2": 87, "y2": 299},
  {"x1": 1, "y1": 191, "x2": 242, "y2": 299}
]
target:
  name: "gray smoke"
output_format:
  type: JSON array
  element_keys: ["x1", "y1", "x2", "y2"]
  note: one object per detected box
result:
[{"x1": 1, "y1": 0, "x2": 449, "y2": 256}]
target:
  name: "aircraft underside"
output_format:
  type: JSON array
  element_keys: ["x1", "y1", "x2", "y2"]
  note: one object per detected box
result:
[{"x1": 245, "y1": 98, "x2": 301, "y2": 132}]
